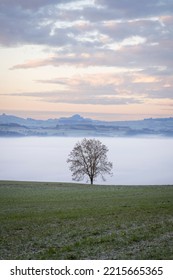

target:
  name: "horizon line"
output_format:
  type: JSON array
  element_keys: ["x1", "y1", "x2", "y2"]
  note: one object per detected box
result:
[{"x1": 0, "y1": 111, "x2": 173, "y2": 122}]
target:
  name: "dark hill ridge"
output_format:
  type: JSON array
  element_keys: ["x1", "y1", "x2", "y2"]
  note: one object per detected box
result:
[
  {"x1": 58, "y1": 114, "x2": 93, "y2": 125},
  {"x1": 0, "y1": 113, "x2": 173, "y2": 137}
]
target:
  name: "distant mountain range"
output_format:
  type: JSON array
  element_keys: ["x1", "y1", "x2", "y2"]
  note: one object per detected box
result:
[{"x1": 0, "y1": 113, "x2": 173, "y2": 137}]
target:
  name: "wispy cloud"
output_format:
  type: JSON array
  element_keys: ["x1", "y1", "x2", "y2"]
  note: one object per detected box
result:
[{"x1": 2, "y1": 91, "x2": 142, "y2": 105}]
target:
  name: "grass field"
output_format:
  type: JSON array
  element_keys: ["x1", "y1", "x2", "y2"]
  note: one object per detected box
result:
[{"x1": 0, "y1": 181, "x2": 173, "y2": 260}]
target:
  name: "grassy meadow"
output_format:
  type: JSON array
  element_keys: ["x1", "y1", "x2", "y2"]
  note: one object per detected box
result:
[{"x1": 0, "y1": 180, "x2": 173, "y2": 260}]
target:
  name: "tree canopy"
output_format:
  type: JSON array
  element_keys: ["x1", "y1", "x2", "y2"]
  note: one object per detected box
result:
[{"x1": 67, "y1": 138, "x2": 113, "y2": 184}]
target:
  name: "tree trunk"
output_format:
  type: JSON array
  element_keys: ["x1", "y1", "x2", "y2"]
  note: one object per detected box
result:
[{"x1": 90, "y1": 177, "x2": 93, "y2": 185}]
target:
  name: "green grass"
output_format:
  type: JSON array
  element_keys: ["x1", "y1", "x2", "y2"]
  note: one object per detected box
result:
[{"x1": 0, "y1": 180, "x2": 173, "y2": 259}]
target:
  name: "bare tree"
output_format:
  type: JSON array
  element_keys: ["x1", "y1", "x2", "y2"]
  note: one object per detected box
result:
[{"x1": 67, "y1": 138, "x2": 113, "y2": 184}]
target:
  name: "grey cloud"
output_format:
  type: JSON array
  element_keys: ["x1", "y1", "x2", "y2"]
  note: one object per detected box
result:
[
  {"x1": 1, "y1": 0, "x2": 172, "y2": 52},
  {"x1": 0, "y1": 4, "x2": 78, "y2": 47},
  {"x1": 148, "y1": 87, "x2": 173, "y2": 99},
  {"x1": 141, "y1": 66, "x2": 173, "y2": 77},
  {"x1": 0, "y1": 0, "x2": 75, "y2": 10},
  {"x1": 0, "y1": 6, "x2": 47, "y2": 46},
  {"x1": 11, "y1": 38, "x2": 173, "y2": 71},
  {"x1": 96, "y1": 0, "x2": 173, "y2": 19},
  {"x1": 101, "y1": 18, "x2": 165, "y2": 44}
]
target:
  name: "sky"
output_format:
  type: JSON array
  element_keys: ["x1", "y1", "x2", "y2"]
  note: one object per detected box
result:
[{"x1": 0, "y1": 0, "x2": 173, "y2": 121}]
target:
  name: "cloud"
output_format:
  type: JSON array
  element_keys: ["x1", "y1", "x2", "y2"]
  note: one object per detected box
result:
[
  {"x1": 5, "y1": 0, "x2": 172, "y2": 77},
  {"x1": 0, "y1": 0, "x2": 75, "y2": 10},
  {"x1": 4, "y1": 68, "x2": 173, "y2": 107},
  {"x1": 1, "y1": 0, "x2": 172, "y2": 48},
  {"x1": 2, "y1": 66, "x2": 173, "y2": 109},
  {"x1": 10, "y1": 39, "x2": 173, "y2": 72},
  {"x1": 1, "y1": 90, "x2": 142, "y2": 105},
  {"x1": 2, "y1": 71, "x2": 145, "y2": 105},
  {"x1": 1, "y1": 0, "x2": 173, "y2": 107},
  {"x1": 10, "y1": 58, "x2": 51, "y2": 70},
  {"x1": 96, "y1": 0, "x2": 173, "y2": 19}
]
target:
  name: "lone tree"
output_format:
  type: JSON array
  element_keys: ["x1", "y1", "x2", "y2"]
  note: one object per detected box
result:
[{"x1": 67, "y1": 138, "x2": 113, "y2": 184}]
